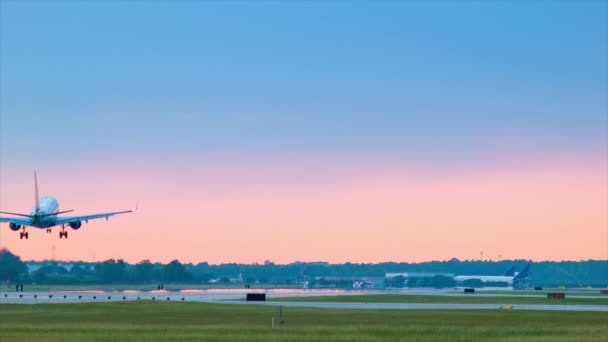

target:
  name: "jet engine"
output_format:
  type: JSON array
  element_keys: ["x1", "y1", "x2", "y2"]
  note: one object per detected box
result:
[
  {"x1": 9, "y1": 222, "x2": 22, "y2": 231},
  {"x1": 69, "y1": 221, "x2": 82, "y2": 230}
]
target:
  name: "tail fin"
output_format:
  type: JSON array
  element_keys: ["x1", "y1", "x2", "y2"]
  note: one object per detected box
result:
[
  {"x1": 34, "y1": 171, "x2": 40, "y2": 211},
  {"x1": 514, "y1": 264, "x2": 531, "y2": 281},
  {"x1": 503, "y1": 266, "x2": 516, "y2": 277}
]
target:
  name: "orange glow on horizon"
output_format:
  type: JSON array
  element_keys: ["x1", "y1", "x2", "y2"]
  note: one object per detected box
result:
[{"x1": 0, "y1": 156, "x2": 606, "y2": 264}]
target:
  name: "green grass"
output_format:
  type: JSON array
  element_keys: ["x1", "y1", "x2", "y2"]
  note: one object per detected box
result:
[
  {"x1": 0, "y1": 301, "x2": 606, "y2": 341},
  {"x1": 270, "y1": 294, "x2": 608, "y2": 305}
]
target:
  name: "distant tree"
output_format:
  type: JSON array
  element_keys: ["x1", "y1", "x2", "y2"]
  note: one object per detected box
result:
[
  {"x1": 31, "y1": 267, "x2": 48, "y2": 283},
  {"x1": 133, "y1": 259, "x2": 156, "y2": 283},
  {"x1": 95, "y1": 259, "x2": 127, "y2": 283},
  {"x1": 0, "y1": 249, "x2": 27, "y2": 283},
  {"x1": 198, "y1": 273, "x2": 214, "y2": 283},
  {"x1": 161, "y1": 260, "x2": 193, "y2": 282},
  {"x1": 70, "y1": 264, "x2": 94, "y2": 278}
]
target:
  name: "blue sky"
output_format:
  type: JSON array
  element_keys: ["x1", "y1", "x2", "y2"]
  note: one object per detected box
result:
[
  {"x1": 1, "y1": 1, "x2": 607, "y2": 263},
  {"x1": 1, "y1": 1, "x2": 606, "y2": 166}
]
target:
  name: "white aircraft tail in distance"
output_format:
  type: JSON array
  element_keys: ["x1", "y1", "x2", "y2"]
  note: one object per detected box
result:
[
  {"x1": 453, "y1": 264, "x2": 532, "y2": 287},
  {"x1": 0, "y1": 171, "x2": 137, "y2": 239}
]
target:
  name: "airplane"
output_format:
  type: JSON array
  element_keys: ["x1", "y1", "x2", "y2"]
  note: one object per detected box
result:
[
  {"x1": 503, "y1": 266, "x2": 516, "y2": 277},
  {"x1": 0, "y1": 172, "x2": 136, "y2": 239},
  {"x1": 453, "y1": 264, "x2": 531, "y2": 287}
]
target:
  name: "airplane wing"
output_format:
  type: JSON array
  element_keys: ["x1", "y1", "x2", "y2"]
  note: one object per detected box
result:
[
  {"x1": 0, "y1": 216, "x2": 33, "y2": 226},
  {"x1": 54, "y1": 206, "x2": 137, "y2": 225}
]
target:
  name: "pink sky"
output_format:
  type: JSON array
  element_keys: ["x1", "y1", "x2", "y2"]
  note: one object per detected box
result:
[{"x1": 0, "y1": 155, "x2": 606, "y2": 264}]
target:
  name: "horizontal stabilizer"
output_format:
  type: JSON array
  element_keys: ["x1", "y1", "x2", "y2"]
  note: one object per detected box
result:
[
  {"x1": 38, "y1": 210, "x2": 74, "y2": 217},
  {"x1": 0, "y1": 211, "x2": 32, "y2": 218},
  {"x1": 0, "y1": 210, "x2": 74, "y2": 218}
]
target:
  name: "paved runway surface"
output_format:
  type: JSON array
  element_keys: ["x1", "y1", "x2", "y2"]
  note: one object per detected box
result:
[
  {"x1": 1, "y1": 289, "x2": 606, "y2": 311},
  {"x1": 222, "y1": 301, "x2": 608, "y2": 312},
  {"x1": 0, "y1": 289, "x2": 368, "y2": 304}
]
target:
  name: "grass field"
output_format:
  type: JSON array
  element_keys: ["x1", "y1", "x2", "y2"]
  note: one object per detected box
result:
[
  {"x1": 270, "y1": 294, "x2": 608, "y2": 306},
  {"x1": 0, "y1": 301, "x2": 607, "y2": 341}
]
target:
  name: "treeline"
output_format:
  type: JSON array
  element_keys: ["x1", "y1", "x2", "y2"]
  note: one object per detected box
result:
[
  {"x1": 1, "y1": 249, "x2": 607, "y2": 287},
  {"x1": 28, "y1": 259, "x2": 194, "y2": 284}
]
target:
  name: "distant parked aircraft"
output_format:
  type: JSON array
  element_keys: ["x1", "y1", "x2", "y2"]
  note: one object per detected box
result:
[
  {"x1": 0, "y1": 172, "x2": 136, "y2": 239},
  {"x1": 453, "y1": 264, "x2": 531, "y2": 286}
]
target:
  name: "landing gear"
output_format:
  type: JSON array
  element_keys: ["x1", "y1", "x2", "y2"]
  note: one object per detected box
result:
[
  {"x1": 46, "y1": 229, "x2": 52, "y2": 233},
  {"x1": 59, "y1": 225, "x2": 69, "y2": 239},
  {"x1": 19, "y1": 232, "x2": 29, "y2": 240}
]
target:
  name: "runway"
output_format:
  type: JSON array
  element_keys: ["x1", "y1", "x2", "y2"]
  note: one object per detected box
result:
[
  {"x1": 1, "y1": 288, "x2": 607, "y2": 311},
  {"x1": 0, "y1": 288, "x2": 368, "y2": 304},
  {"x1": 423, "y1": 292, "x2": 608, "y2": 299},
  {"x1": 221, "y1": 301, "x2": 608, "y2": 312}
]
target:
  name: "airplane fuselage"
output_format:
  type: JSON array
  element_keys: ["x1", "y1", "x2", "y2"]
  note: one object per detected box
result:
[
  {"x1": 453, "y1": 275, "x2": 514, "y2": 285},
  {"x1": 27, "y1": 196, "x2": 61, "y2": 228},
  {"x1": 31, "y1": 196, "x2": 59, "y2": 216}
]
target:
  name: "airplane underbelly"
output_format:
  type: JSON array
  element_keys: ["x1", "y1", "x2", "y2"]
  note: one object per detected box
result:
[{"x1": 32, "y1": 219, "x2": 57, "y2": 228}]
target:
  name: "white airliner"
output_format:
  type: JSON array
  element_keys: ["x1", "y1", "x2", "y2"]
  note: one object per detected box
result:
[
  {"x1": 0, "y1": 172, "x2": 136, "y2": 239},
  {"x1": 453, "y1": 264, "x2": 531, "y2": 286}
]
